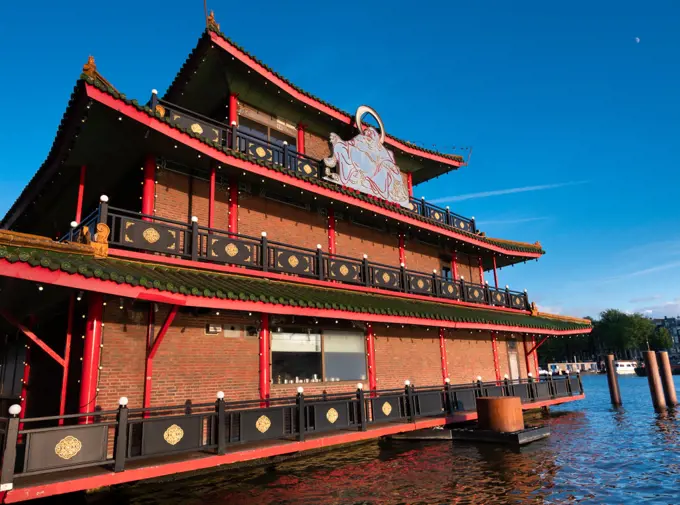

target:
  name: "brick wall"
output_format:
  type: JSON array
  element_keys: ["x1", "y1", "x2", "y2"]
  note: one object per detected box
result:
[
  {"x1": 455, "y1": 252, "x2": 481, "y2": 284},
  {"x1": 335, "y1": 220, "x2": 399, "y2": 265},
  {"x1": 444, "y1": 330, "x2": 496, "y2": 384},
  {"x1": 304, "y1": 130, "x2": 331, "y2": 160},
  {"x1": 405, "y1": 239, "x2": 444, "y2": 273}
]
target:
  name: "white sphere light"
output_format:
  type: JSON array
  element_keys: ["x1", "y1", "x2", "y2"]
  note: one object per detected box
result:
[
  {"x1": 476, "y1": 376, "x2": 482, "y2": 381},
  {"x1": 118, "y1": 396, "x2": 128, "y2": 406},
  {"x1": 100, "y1": 195, "x2": 109, "y2": 203},
  {"x1": 444, "y1": 377, "x2": 450, "y2": 384},
  {"x1": 297, "y1": 386, "x2": 304, "y2": 394},
  {"x1": 356, "y1": 383, "x2": 363, "y2": 390},
  {"x1": 504, "y1": 374, "x2": 509, "y2": 379},
  {"x1": 404, "y1": 379, "x2": 411, "y2": 386},
  {"x1": 216, "y1": 391, "x2": 225, "y2": 400},
  {"x1": 8, "y1": 404, "x2": 21, "y2": 416},
  {"x1": 528, "y1": 372, "x2": 533, "y2": 377}
]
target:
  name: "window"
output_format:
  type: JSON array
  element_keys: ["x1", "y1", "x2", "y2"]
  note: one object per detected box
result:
[
  {"x1": 238, "y1": 110, "x2": 297, "y2": 148},
  {"x1": 441, "y1": 267, "x2": 452, "y2": 281},
  {"x1": 271, "y1": 329, "x2": 366, "y2": 384}
]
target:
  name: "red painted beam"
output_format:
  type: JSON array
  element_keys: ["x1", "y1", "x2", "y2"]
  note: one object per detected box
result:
[
  {"x1": 406, "y1": 172, "x2": 413, "y2": 198},
  {"x1": 492, "y1": 256, "x2": 499, "y2": 289},
  {"x1": 0, "y1": 260, "x2": 590, "y2": 336},
  {"x1": 478, "y1": 256, "x2": 485, "y2": 285},
  {"x1": 208, "y1": 165, "x2": 216, "y2": 229},
  {"x1": 1, "y1": 394, "x2": 584, "y2": 504},
  {"x1": 491, "y1": 331, "x2": 501, "y2": 382},
  {"x1": 79, "y1": 293, "x2": 103, "y2": 421},
  {"x1": 75, "y1": 165, "x2": 86, "y2": 223},
  {"x1": 143, "y1": 307, "x2": 155, "y2": 411},
  {"x1": 297, "y1": 124, "x2": 305, "y2": 154},
  {"x1": 147, "y1": 305, "x2": 178, "y2": 360},
  {"x1": 59, "y1": 295, "x2": 75, "y2": 421},
  {"x1": 259, "y1": 313, "x2": 270, "y2": 405},
  {"x1": 84, "y1": 84, "x2": 541, "y2": 260},
  {"x1": 0, "y1": 311, "x2": 66, "y2": 367},
  {"x1": 327, "y1": 207, "x2": 336, "y2": 255},
  {"x1": 108, "y1": 248, "x2": 531, "y2": 316},
  {"x1": 526, "y1": 334, "x2": 550, "y2": 356},
  {"x1": 366, "y1": 324, "x2": 377, "y2": 391},
  {"x1": 228, "y1": 177, "x2": 238, "y2": 235},
  {"x1": 142, "y1": 155, "x2": 155, "y2": 220},
  {"x1": 439, "y1": 328, "x2": 448, "y2": 382},
  {"x1": 207, "y1": 32, "x2": 463, "y2": 169},
  {"x1": 228, "y1": 94, "x2": 238, "y2": 125},
  {"x1": 398, "y1": 233, "x2": 405, "y2": 266},
  {"x1": 452, "y1": 252, "x2": 458, "y2": 280}
]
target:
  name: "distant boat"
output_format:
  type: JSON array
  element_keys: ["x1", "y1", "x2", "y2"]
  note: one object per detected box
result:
[
  {"x1": 634, "y1": 362, "x2": 680, "y2": 377},
  {"x1": 615, "y1": 361, "x2": 637, "y2": 375}
]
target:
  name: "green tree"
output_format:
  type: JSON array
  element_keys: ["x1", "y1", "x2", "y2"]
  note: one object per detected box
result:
[{"x1": 649, "y1": 327, "x2": 673, "y2": 350}]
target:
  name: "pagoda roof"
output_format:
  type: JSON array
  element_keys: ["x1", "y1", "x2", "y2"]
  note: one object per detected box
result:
[
  {"x1": 162, "y1": 27, "x2": 465, "y2": 185},
  {"x1": 0, "y1": 231, "x2": 591, "y2": 334}
]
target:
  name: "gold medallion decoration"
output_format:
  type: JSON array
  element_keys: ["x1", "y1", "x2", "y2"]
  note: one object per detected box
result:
[
  {"x1": 447, "y1": 285, "x2": 454, "y2": 294},
  {"x1": 55, "y1": 435, "x2": 82, "y2": 460},
  {"x1": 163, "y1": 424, "x2": 184, "y2": 446},
  {"x1": 433, "y1": 212, "x2": 441, "y2": 220},
  {"x1": 417, "y1": 279, "x2": 425, "y2": 289},
  {"x1": 155, "y1": 104, "x2": 166, "y2": 117},
  {"x1": 255, "y1": 146, "x2": 267, "y2": 157},
  {"x1": 514, "y1": 297, "x2": 521, "y2": 305},
  {"x1": 381, "y1": 402, "x2": 392, "y2": 416},
  {"x1": 288, "y1": 255, "x2": 299, "y2": 268},
  {"x1": 473, "y1": 289, "x2": 479, "y2": 298},
  {"x1": 303, "y1": 164, "x2": 313, "y2": 174},
  {"x1": 495, "y1": 293, "x2": 503, "y2": 302},
  {"x1": 458, "y1": 221, "x2": 466, "y2": 229},
  {"x1": 256, "y1": 415, "x2": 271, "y2": 433},
  {"x1": 190, "y1": 123, "x2": 204, "y2": 135},
  {"x1": 382, "y1": 272, "x2": 390, "y2": 283},
  {"x1": 143, "y1": 227, "x2": 161, "y2": 244},
  {"x1": 225, "y1": 243, "x2": 238, "y2": 257},
  {"x1": 326, "y1": 408, "x2": 339, "y2": 424},
  {"x1": 339, "y1": 265, "x2": 349, "y2": 276}
]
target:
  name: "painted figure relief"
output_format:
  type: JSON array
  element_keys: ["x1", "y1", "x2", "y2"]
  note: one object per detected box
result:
[{"x1": 324, "y1": 106, "x2": 410, "y2": 207}]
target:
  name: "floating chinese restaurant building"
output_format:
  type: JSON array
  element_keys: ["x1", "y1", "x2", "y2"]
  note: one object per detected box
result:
[{"x1": 0, "y1": 13, "x2": 591, "y2": 503}]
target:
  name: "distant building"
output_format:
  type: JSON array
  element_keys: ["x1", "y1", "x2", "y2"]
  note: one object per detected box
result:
[{"x1": 653, "y1": 317, "x2": 680, "y2": 354}]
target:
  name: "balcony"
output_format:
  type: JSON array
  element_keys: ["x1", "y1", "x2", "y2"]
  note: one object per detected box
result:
[
  {"x1": 62, "y1": 200, "x2": 530, "y2": 311},
  {"x1": 151, "y1": 97, "x2": 477, "y2": 235}
]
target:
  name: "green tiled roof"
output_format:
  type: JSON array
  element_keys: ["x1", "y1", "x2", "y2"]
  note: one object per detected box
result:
[
  {"x1": 81, "y1": 76, "x2": 544, "y2": 256},
  {"x1": 0, "y1": 242, "x2": 589, "y2": 332}
]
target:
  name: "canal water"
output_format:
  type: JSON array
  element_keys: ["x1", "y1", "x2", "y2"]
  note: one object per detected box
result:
[{"x1": 85, "y1": 375, "x2": 680, "y2": 505}]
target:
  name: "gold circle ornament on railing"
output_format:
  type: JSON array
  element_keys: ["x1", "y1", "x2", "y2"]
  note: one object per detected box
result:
[
  {"x1": 225, "y1": 243, "x2": 238, "y2": 257},
  {"x1": 381, "y1": 402, "x2": 392, "y2": 416},
  {"x1": 288, "y1": 255, "x2": 299, "y2": 268},
  {"x1": 55, "y1": 435, "x2": 82, "y2": 460},
  {"x1": 256, "y1": 415, "x2": 272, "y2": 433},
  {"x1": 143, "y1": 227, "x2": 161, "y2": 244},
  {"x1": 326, "y1": 408, "x2": 339, "y2": 424},
  {"x1": 339, "y1": 265, "x2": 349, "y2": 276},
  {"x1": 163, "y1": 424, "x2": 185, "y2": 446}
]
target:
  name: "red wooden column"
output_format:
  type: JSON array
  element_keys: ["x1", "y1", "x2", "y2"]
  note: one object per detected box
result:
[
  {"x1": 366, "y1": 323, "x2": 377, "y2": 391},
  {"x1": 142, "y1": 155, "x2": 155, "y2": 220},
  {"x1": 439, "y1": 328, "x2": 448, "y2": 382},
  {"x1": 144, "y1": 305, "x2": 178, "y2": 411},
  {"x1": 208, "y1": 165, "x2": 216, "y2": 229},
  {"x1": 259, "y1": 313, "x2": 271, "y2": 405},
  {"x1": 491, "y1": 332, "x2": 501, "y2": 382},
  {"x1": 523, "y1": 335, "x2": 533, "y2": 377},
  {"x1": 75, "y1": 165, "x2": 87, "y2": 223},
  {"x1": 59, "y1": 294, "x2": 75, "y2": 420},
  {"x1": 492, "y1": 256, "x2": 499, "y2": 289},
  {"x1": 19, "y1": 343, "x2": 30, "y2": 431},
  {"x1": 80, "y1": 293, "x2": 103, "y2": 422},
  {"x1": 398, "y1": 233, "x2": 406, "y2": 266},
  {"x1": 406, "y1": 172, "x2": 413, "y2": 198},
  {"x1": 228, "y1": 94, "x2": 238, "y2": 125},
  {"x1": 297, "y1": 124, "x2": 306, "y2": 154},
  {"x1": 328, "y1": 208, "x2": 336, "y2": 254},
  {"x1": 531, "y1": 335, "x2": 539, "y2": 376},
  {"x1": 451, "y1": 252, "x2": 459, "y2": 280},
  {"x1": 228, "y1": 177, "x2": 238, "y2": 235},
  {"x1": 478, "y1": 256, "x2": 485, "y2": 285}
]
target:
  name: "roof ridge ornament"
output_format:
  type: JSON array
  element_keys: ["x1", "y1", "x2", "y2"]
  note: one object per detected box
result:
[
  {"x1": 83, "y1": 55, "x2": 97, "y2": 79},
  {"x1": 324, "y1": 106, "x2": 409, "y2": 208},
  {"x1": 207, "y1": 10, "x2": 220, "y2": 31}
]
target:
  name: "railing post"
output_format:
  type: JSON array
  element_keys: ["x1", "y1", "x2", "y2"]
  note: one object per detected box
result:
[
  {"x1": 296, "y1": 387, "x2": 305, "y2": 441},
  {"x1": 461, "y1": 278, "x2": 467, "y2": 301},
  {"x1": 362, "y1": 255, "x2": 370, "y2": 287},
  {"x1": 150, "y1": 89, "x2": 158, "y2": 111},
  {"x1": 230, "y1": 121, "x2": 238, "y2": 150},
  {"x1": 503, "y1": 374, "x2": 510, "y2": 396},
  {"x1": 191, "y1": 216, "x2": 199, "y2": 262},
  {"x1": 185, "y1": 399, "x2": 193, "y2": 415},
  {"x1": 316, "y1": 244, "x2": 324, "y2": 281},
  {"x1": 523, "y1": 289, "x2": 530, "y2": 310},
  {"x1": 99, "y1": 195, "x2": 109, "y2": 226},
  {"x1": 527, "y1": 373, "x2": 536, "y2": 400},
  {"x1": 471, "y1": 216, "x2": 476, "y2": 233},
  {"x1": 0, "y1": 405, "x2": 21, "y2": 492},
  {"x1": 483, "y1": 281, "x2": 490, "y2": 303},
  {"x1": 420, "y1": 196, "x2": 426, "y2": 217},
  {"x1": 578, "y1": 371, "x2": 584, "y2": 394},
  {"x1": 476, "y1": 376, "x2": 483, "y2": 397},
  {"x1": 505, "y1": 285, "x2": 511, "y2": 307},
  {"x1": 69, "y1": 220, "x2": 78, "y2": 242},
  {"x1": 114, "y1": 397, "x2": 129, "y2": 473},
  {"x1": 445, "y1": 206, "x2": 451, "y2": 226},
  {"x1": 282, "y1": 141, "x2": 289, "y2": 169},
  {"x1": 444, "y1": 378, "x2": 453, "y2": 415},
  {"x1": 261, "y1": 232, "x2": 268, "y2": 272},
  {"x1": 432, "y1": 270, "x2": 439, "y2": 296},
  {"x1": 216, "y1": 391, "x2": 226, "y2": 455},
  {"x1": 405, "y1": 380, "x2": 415, "y2": 422},
  {"x1": 357, "y1": 383, "x2": 367, "y2": 431},
  {"x1": 400, "y1": 263, "x2": 407, "y2": 293}
]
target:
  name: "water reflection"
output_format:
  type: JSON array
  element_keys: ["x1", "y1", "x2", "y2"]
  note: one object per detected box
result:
[{"x1": 81, "y1": 376, "x2": 680, "y2": 505}]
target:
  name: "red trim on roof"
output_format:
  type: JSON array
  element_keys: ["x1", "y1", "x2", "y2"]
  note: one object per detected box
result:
[
  {"x1": 0, "y1": 259, "x2": 591, "y2": 336},
  {"x1": 108, "y1": 248, "x2": 532, "y2": 316},
  {"x1": 208, "y1": 32, "x2": 463, "y2": 168},
  {"x1": 84, "y1": 84, "x2": 541, "y2": 259}
]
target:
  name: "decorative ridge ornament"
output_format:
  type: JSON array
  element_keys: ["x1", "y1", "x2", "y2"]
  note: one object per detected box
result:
[
  {"x1": 83, "y1": 55, "x2": 97, "y2": 79},
  {"x1": 0, "y1": 230, "x2": 93, "y2": 256},
  {"x1": 207, "y1": 10, "x2": 220, "y2": 31},
  {"x1": 324, "y1": 106, "x2": 409, "y2": 207}
]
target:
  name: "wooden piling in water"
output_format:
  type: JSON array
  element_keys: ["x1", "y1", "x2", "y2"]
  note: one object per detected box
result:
[
  {"x1": 643, "y1": 351, "x2": 666, "y2": 411},
  {"x1": 657, "y1": 351, "x2": 678, "y2": 407},
  {"x1": 605, "y1": 354, "x2": 622, "y2": 406}
]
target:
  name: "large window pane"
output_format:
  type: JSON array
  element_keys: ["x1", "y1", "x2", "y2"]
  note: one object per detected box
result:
[
  {"x1": 271, "y1": 332, "x2": 322, "y2": 383},
  {"x1": 323, "y1": 331, "x2": 366, "y2": 382}
]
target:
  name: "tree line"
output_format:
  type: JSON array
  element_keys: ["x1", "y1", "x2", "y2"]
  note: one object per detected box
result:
[{"x1": 539, "y1": 309, "x2": 673, "y2": 363}]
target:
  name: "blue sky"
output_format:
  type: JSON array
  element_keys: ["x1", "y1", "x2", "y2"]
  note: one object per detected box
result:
[{"x1": 1, "y1": 1, "x2": 679, "y2": 319}]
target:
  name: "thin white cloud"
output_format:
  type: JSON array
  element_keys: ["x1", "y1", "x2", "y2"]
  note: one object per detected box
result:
[
  {"x1": 602, "y1": 261, "x2": 680, "y2": 283},
  {"x1": 430, "y1": 181, "x2": 588, "y2": 203},
  {"x1": 476, "y1": 217, "x2": 549, "y2": 226}
]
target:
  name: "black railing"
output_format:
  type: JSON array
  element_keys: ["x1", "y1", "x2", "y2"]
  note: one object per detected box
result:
[
  {"x1": 0, "y1": 375, "x2": 583, "y2": 488},
  {"x1": 79, "y1": 200, "x2": 530, "y2": 310},
  {"x1": 150, "y1": 95, "x2": 475, "y2": 234}
]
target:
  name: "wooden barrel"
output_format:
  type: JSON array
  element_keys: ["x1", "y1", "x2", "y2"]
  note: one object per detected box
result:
[{"x1": 476, "y1": 397, "x2": 524, "y2": 433}]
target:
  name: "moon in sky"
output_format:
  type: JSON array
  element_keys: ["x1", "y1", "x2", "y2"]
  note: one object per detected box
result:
[{"x1": 635, "y1": 37, "x2": 641, "y2": 43}]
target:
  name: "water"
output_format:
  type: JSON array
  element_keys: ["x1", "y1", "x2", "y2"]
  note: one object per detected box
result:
[{"x1": 87, "y1": 375, "x2": 680, "y2": 505}]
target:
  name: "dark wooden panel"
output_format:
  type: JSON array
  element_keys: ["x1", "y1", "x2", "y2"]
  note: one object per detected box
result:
[
  {"x1": 208, "y1": 235, "x2": 258, "y2": 266},
  {"x1": 274, "y1": 249, "x2": 314, "y2": 276},
  {"x1": 464, "y1": 284, "x2": 486, "y2": 303},
  {"x1": 485, "y1": 386, "x2": 505, "y2": 398},
  {"x1": 328, "y1": 259, "x2": 362, "y2": 283},
  {"x1": 569, "y1": 378, "x2": 581, "y2": 395},
  {"x1": 535, "y1": 382, "x2": 551, "y2": 400},
  {"x1": 240, "y1": 407, "x2": 286, "y2": 441},
  {"x1": 121, "y1": 218, "x2": 183, "y2": 255},
  {"x1": 509, "y1": 384, "x2": 530, "y2": 401},
  {"x1": 371, "y1": 397, "x2": 401, "y2": 422},
  {"x1": 553, "y1": 380, "x2": 568, "y2": 397},
  {"x1": 425, "y1": 207, "x2": 446, "y2": 224},
  {"x1": 291, "y1": 157, "x2": 319, "y2": 178},
  {"x1": 452, "y1": 217, "x2": 473, "y2": 233},
  {"x1": 440, "y1": 280, "x2": 461, "y2": 300},
  {"x1": 454, "y1": 390, "x2": 477, "y2": 411},
  {"x1": 141, "y1": 416, "x2": 203, "y2": 456},
  {"x1": 416, "y1": 391, "x2": 445, "y2": 416},
  {"x1": 312, "y1": 400, "x2": 351, "y2": 432},
  {"x1": 371, "y1": 267, "x2": 401, "y2": 290},
  {"x1": 488, "y1": 289, "x2": 508, "y2": 306},
  {"x1": 246, "y1": 140, "x2": 276, "y2": 164},
  {"x1": 25, "y1": 425, "x2": 108, "y2": 472},
  {"x1": 407, "y1": 274, "x2": 433, "y2": 295},
  {"x1": 163, "y1": 110, "x2": 221, "y2": 144},
  {"x1": 509, "y1": 294, "x2": 527, "y2": 310}
]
